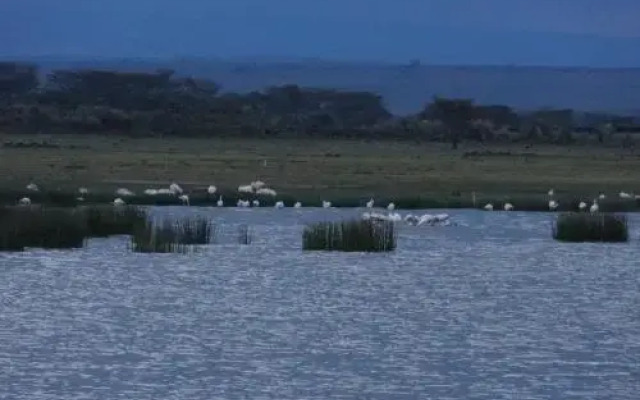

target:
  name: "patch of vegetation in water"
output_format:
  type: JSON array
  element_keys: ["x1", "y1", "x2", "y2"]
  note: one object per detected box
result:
[
  {"x1": 302, "y1": 219, "x2": 396, "y2": 252},
  {"x1": 553, "y1": 212, "x2": 628, "y2": 242},
  {"x1": 0, "y1": 206, "x2": 87, "y2": 251},
  {"x1": 177, "y1": 216, "x2": 216, "y2": 244},
  {"x1": 129, "y1": 216, "x2": 215, "y2": 253},
  {"x1": 237, "y1": 224, "x2": 252, "y2": 245},
  {"x1": 82, "y1": 205, "x2": 148, "y2": 237}
]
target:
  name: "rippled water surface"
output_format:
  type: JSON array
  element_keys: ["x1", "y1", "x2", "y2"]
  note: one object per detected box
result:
[{"x1": 1, "y1": 208, "x2": 639, "y2": 399}]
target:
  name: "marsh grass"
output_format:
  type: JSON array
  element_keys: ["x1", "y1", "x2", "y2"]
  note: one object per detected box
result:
[
  {"x1": 1, "y1": 180, "x2": 640, "y2": 213},
  {"x1": 176, "y1": 217, "x2": 215, "y2": 244},
  {"x1": 553, "y1": 212, "x2": 628, "y2": 242},
  {"x1": 82, "y1": 205, "x2": 148, "y2": 237},
  {"x1": 130, "y1": 220, "x2": 189, "y2": 253},
  {"x1": 303, "y1": 219, "x2": 396, "y2": 252},
  {"x1": 129, "y1": 216, "x2": 215, "y2": 253},
  {"x1": 238, "y1": 224, "x2": 252, "y2": 245},
  {"x1": 0, "y1": 206, "x2": 87, "y2": 251}
]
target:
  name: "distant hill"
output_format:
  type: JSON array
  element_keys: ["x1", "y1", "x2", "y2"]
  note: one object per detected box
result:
[{"x1": 12, "y1": 56, "x2": 640, "y2": 116}]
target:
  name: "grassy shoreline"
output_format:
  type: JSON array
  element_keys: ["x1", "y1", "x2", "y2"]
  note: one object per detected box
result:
[
  {"x1": 2, "y1": 134, "x2": 640, "y2": 211},
  {"x1": 1, "y1": 187, "x2": 639, "y2": 212}
]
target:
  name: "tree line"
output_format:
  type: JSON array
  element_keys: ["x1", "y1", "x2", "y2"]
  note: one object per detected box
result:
[{"x1": 1, "y1": 61, "x2": 638, "y2": 148}]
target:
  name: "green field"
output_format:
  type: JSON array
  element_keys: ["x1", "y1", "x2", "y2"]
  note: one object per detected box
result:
[{"x1": 1, "y1": 133, "x2": 640, "y2": 209}]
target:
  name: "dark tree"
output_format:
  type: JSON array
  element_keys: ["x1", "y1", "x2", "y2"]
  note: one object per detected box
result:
[
  {"x1": 0, "y1": 62, "x2": 39, "y2": 100},
  {"x1": 422, "y1": 97, "x2": 475, "y2": 149}
]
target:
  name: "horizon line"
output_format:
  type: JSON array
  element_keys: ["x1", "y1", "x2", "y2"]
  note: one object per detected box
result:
[{"x1": 2, "y1": 54, "x2": 640, "y2": 70}]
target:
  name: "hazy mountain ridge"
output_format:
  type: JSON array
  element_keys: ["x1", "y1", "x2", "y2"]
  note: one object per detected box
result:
[{"x1": 13, "y1": 57, "x2": 640, "y2": 116}]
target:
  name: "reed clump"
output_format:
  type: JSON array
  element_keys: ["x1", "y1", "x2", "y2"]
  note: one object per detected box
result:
[
  {"x1": 82, "y1": 205, "x2": 148, "y2": 237},
  {"x1": 130, "y1": 220, "x2": 187, "y2": 253},
  {"x1": 553, "y1": 212, "x2": 628, "y2": 242},
  {"x1": 0, "y1": 206, "x2": 87, "y2": 251},
  {"x1": 176, "y1": 216, "x2": 215, "y2": 244},
  {"x1": 302, "y1": 219, "x2": 396, "y2": 252},
  {"x1": 238, "y1": 224, "x2": 252, "y2": 245},
  {"x1": 130, "y1": 217, "x2": 215, "y2": 253}
]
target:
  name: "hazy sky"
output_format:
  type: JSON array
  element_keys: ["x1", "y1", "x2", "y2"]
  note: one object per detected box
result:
[{"x1": 3, "y1": 0, "x2": 640, "y2": 66}]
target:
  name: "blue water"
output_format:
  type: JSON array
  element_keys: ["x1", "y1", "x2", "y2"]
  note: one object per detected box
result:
[{"x1": 1, "y1": 208, "x2": 639, "y2": 399}]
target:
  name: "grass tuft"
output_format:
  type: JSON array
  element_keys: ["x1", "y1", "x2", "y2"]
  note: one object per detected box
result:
[
  {"x1": 302, "y1": 219, "x2": 396, "y2": 252},
  {"x1": 553, "y1": 212, "x2": 628, "y2": 242}
]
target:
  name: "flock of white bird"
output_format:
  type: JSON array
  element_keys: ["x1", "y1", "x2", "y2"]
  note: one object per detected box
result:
[
  {"x1": 481, "y1": 188, "x2": 640, "y2": 213},
  {"x1": 16, "y1": 183, "x2": 640, "y2": 222},
  {"x1": 17, "y1": 180, "x2": 320, "y2": 209},
  {"x1": 360, "y1": 198, "x2": 452, "y2": 227}
]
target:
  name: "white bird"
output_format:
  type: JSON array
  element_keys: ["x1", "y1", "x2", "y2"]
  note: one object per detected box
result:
[
  {"x1": 599, "y1": 193, "x2": 606, "y2": 200},
  {"x1": 418, "y1": 214, "x2": 435, "y2": 225},
  {"x1": 217, "y1": 196, "x2": 224, "y2": 207},
  {"x1": 578, "y1": 201, "x2": 587, "y2": 211},
  {"x1": 322, "y1": 200, "x2": 332, "y2": 208},
  {"x1": 113, "y1": 198, "x2": 125, "y2": 206},
  {"x1": 78, "y1": 187, "x2": 89, "y2": 195},
  {"x1": 434, "y1": 213, "x2": 450, "y2": 222},
  {"x1": 26, "y1": 183, "x2": 39, "y2": 192},
  {"x1": 387, "y1": 212, "x2": 402, "y2": 222},
  {"x1": 144, "y1": 189, "x2": 158, "y2": 196},
  {"x1": 548, "y1": 189, "x2": 554, "y2": 196},
  {"x1": 366, "y1": 198, "x2": 374, "y2": 208},
  {"x1": 417, "y1": 213, "x2": 451, "y2": 226},
  {"x1": 484, "y1": 203, "x2": 494, "y2": 211},
  {"x1": 274, "y1": 201, "x2": 285, "y2": 208},
  {"x1": 387, "y1": 202, "x2": 395, "y2": 211},
  {"x1": 294, "y1": 201, "x2": 302, "y2": 208},
  {"x1": 18, "y1": 197, "x2": 31, "y2": 206},
  {"x1": 619, "y1": 191, "x2": 632, "y2": 199},
  {"x1": 169, "y1": 182, "x2": 183, "y2": 195},
  {"x1": 252, "y1": 199, "x2": 260, "y2": 207},
  {"x1": 404, "y1": 214, "x2": 419, "y2": 225},
  {"x1": 590, "y1": 200, "x2": 599, "y2": 213},
  {"x1": 237, "y1": 199, "x2": 250, "y2": 207},
  {"x1": 251, "y1": 180, "x2": 266, "y2": 190},
  {"x1": 238, "y1": 185, "x2": 254, "y2": 194},
  {"x1": 256, "y1": 187, "x2": 277, "y2": 197},
  {"x1": 178, "y1": 194, "x2": 190, "y2": 205},
  {"x1": 363, "y1": 212, "x2": 388, "y2": 222},
  {"x1": 503, "y1": 203, "x2": 514, "y2": 211},
  {"x1": 548, "y1": 200, "x2": 559, "y2": 211},
  {"x1": 116, "y1": 188, "x2": 135, "y2": 197},
  {"x1": 207, "y1": 185, "x2": 217, "y2": 195}
]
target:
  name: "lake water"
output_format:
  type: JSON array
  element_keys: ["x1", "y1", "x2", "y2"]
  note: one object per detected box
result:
[{"x1": 1, "y1": 208, "x2": 639, "y2": 399}]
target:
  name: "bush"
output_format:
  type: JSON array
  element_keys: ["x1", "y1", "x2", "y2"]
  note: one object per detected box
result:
[
  {"x1": 303, "y1": 219, "x2": 396, "y2": 252},
  {"x1": 553, "y1": 212, "x2": 628, "y2": 242}
]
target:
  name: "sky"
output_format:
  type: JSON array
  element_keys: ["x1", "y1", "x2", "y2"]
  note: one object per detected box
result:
[{"x1": 2, "y1": 0, "x2": 640, "y2": 66}]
